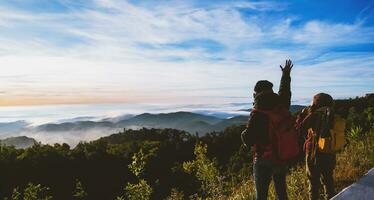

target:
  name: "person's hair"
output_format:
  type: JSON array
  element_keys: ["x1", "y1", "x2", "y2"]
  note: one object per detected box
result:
[
  {"x1": 254, "y1": 80, "x2": 273, "y2": 93},
  {"x1": 311, "y1": 93, "x2": 334, "y2": 110}
]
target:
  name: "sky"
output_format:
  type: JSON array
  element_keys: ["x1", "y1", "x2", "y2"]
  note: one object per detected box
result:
[{"x1": 0, "y1": 0, "x2": 373, "y2": 107}]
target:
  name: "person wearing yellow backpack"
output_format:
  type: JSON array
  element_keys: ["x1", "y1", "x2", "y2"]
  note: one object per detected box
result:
[{"x1": 296, "y1": 93, "x2": 346, "y2": 200}]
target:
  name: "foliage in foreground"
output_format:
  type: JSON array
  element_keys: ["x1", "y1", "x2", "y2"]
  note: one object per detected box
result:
[
  {"x1": 182, "y1": 142, "x2": 224, "y2": 199},
  {"x1": 120, "y1": 148, "x2": 155, "y2": 200},
  {"x1": 4, "y1": 183, "x2": 52, "y2": 200}
]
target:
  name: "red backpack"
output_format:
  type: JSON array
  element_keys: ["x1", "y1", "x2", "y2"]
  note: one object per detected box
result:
[{"x1": 253, "y1": 108, "x2": 300, "y2": 162}]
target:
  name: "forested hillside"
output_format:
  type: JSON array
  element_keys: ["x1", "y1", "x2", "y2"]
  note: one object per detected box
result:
[
  {"x1": 0, "y1": 94, "x2": 373, "y2": 200},
  {"x1": 0, "y1": 136, "x2": 36, "y2": 149}
]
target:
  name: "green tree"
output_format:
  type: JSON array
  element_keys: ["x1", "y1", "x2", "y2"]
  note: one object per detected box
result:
[
  {"x1": 364, "y1": 107, "x2": 374, "y2": 130},
  {"x1": 23, "y1": 183, "x2": 52, "y2": 200},
  {"x1": 116, "y1": 147, "x2": 157, "y2": 200},
  {"x1": 347, "y1": 106, "x2": 374, "y2": 132},
  {"x1": 183, "y1": 142, "x2": 224, "y2": 199},
  {"x1": 72, "y1": 179, "x2": 87, "y2": 199},
  {"x1": 124, "y1": 179, "x2": 153, "y2": 200},
  {"x1": 128, "y1": 149, "x2": 148, "y2": 177},
  {"x1": 10, "y1": 187, "x2": 21, "y2": 200},
  {"x1": 166, "y1": 188, "x2": 184, "y2": 200}
]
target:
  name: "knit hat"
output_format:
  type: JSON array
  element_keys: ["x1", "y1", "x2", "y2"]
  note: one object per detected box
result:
[
  {"x1": 312, "y1": 93, "x2": 333, "y2": 108},
  {"x1": 254, "y1": 80, "x2": 273, "y2": 93}
]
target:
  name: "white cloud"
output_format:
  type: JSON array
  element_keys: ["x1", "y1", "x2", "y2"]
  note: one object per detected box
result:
[
  {"x1": 0, "y1": 0, "x2": 372, "y2": 106},
  {"x1": 292, "y1": 20, "x2": 374, "y2": 46}
]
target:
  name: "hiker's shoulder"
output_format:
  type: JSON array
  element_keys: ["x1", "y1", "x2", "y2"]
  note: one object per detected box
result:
[
  {"x1": 249, "y1": 110, "x2": 269, "y2": 122},
  {"x1": 254, "y1": 92, "x2": 279, "y2": 110},
  {"x1": 301, "y1": 106, "x2": 312, "y2": 114}
]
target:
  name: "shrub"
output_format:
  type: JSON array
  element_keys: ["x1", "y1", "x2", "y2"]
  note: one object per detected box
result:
[
  {"x1": 182, "y1": 142, "x2": 225, "y2": 199},
  {"x1": 124, "y1": 179, "x2": 153, "y2": 200},
  {"x1": 116, "y1": 148, "x2": 157, "y2": 200},
  {"x1": 72, "y1": 179, "x2": 88, "y2": 199},
  {"x1": 347, "y1": 125, "x2": 363, "y2": 140},
  {"x1": 166, "y1": 188, "x2": 184, "y2": 200}
]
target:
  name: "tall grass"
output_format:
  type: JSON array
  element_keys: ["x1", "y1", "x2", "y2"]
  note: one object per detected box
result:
[
  {"x1": 334, "y1": 131, "x2": 374, "y2": 192},
  {"x1": 228, "y1": 132, "x2": 374, "y2": 200}
]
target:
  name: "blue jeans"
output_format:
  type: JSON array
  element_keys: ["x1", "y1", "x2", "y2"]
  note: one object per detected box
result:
[{"x1": 253, "y1": 157, "x2": 288, "y2": 200}]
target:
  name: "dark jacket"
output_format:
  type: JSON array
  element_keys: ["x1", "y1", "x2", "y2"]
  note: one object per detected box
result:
[{"x1": 241, "y1": 71, "x2": 291, "y2": 157}]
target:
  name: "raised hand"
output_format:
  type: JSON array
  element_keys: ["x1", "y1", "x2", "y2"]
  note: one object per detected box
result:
[{"x1": 280, "y1": 59, "x2": 293, "y2": 74}]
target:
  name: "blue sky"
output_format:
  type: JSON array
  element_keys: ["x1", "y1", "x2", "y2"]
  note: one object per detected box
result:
[{"x1": 0, "y1": 0, "x2": 373, "y2": 106}]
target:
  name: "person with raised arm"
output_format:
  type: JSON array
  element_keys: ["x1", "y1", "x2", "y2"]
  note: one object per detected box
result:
[{"x1": 242, "y1": 60, "x2": 298, "y2": 200}]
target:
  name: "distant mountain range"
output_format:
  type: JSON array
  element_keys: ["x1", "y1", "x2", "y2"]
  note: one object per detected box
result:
[
  {"x1": 31, "y1": 105, "x2": 306, "y2": 134},
  {"x1": 0, "y1": 121, "x2": 29, "y2": 134},
  {"x1": 0, "y1": 105, "x2": 306, "y2": 146},
  {"x1": 35, "y1": 111, "x2": 249, "y2": 135}
]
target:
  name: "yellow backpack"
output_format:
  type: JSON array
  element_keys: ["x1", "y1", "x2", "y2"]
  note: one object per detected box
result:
[{"x1": 318, "y1": 114, "x2": 346, "y2": 153}]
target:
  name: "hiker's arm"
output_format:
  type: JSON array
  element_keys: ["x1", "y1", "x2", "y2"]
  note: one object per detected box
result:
[
  {"x1": 278, "y1": 59, "x2": 293, "y2": 110},
  {"x1": 241, "y1": 112, "x2": 268, "y2": 147}
]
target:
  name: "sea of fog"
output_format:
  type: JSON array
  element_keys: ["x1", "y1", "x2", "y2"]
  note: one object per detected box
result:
[
  {"x1": 0, "y1": 103, "x2": 252, "y2": 125},
  {"x1": 0, "y1": 100, "x2": 310, "y2": 146},
  {"x1": 0, "y1": 103, "x2": 253, "y2": 146}
]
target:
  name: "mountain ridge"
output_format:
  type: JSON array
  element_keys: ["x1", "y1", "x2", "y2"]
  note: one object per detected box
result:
[
  {"x1": 0, "y1": 105, "x2": 307, "y2": 136},
  {"x1": 0, "y1": 136, "x2": 37, "y2": 149},
  {"x1": 35, "y1": 111, "x2": 242, "y2": 135}
]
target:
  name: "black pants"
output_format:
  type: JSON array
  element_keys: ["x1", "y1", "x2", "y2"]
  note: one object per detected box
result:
[{"x1": 306, "y1": 153, "x2": 336, "y2": 200}]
